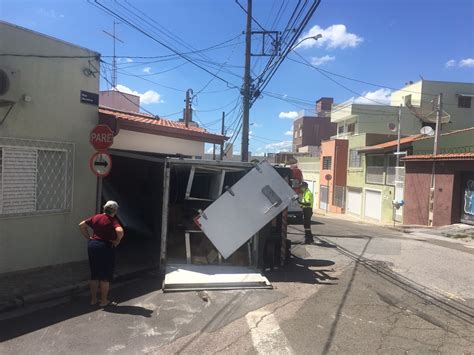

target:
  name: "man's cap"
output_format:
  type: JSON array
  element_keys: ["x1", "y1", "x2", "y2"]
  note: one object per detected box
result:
[{"x1": 104, "y1": 200, "x2": 119, "y2": 209}]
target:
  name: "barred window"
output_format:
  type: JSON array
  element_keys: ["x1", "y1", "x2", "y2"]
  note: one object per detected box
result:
[
  {"x1": 0, "y1": 138, "x2": 73, "y2": 217},
  {"x1": 366, "y1": 154, "x2": 385, "y2": 184},
  {"x1": 458, "y1": 96, "x2": 471, "y2": 108},
  {"x1": 322, "y1": 156, "x2": 332, "y2": 170},
  {"x1": 349, "y1": 149, "x2": 361, "y2": 168}
]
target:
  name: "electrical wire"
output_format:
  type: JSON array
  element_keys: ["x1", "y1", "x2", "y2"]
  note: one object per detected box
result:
[
  {"x1": 0, "y1": 54, "x2": 99, "y2": 59},
  {"x1": 114, "y1": 0, "x2": 244, "y2": 80},
  {"x1": 91, "y1": 0, "x2": 241, "y2": 89},
  {"x1": 91, "y1": 61, "x2": 159, "y2": 117}
]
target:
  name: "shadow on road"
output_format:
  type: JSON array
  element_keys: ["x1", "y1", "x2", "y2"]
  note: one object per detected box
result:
[
  {"x1": 321, "y1": 236, "x2": 372, "y2": 354},
  {"x1": 266, "y1": 254, "x2": 338, "y2": 285},
  {"x1": 0, "y1": 273, "x2": 161, "y2": 342},
  {"x1": 103, "y1": 304, "x2": 153, "y2": 317}
]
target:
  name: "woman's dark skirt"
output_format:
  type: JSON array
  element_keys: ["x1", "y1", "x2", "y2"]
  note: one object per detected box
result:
[{"x1": 87, "y1": 239, "x2": 115, "y2": 281}]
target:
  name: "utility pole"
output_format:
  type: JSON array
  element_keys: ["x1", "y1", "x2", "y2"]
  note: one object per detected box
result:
[
  {"x1": 241, "y1": 0, "x2": 252, "y2": 162},
  {"x1": 433, "y1": 93, "x2": 443, "y2": 156},
  {"x1": 184, "y1": 88, "x2": 193, "y2": 127},
  {"x1": 428, "y1": 93, "x2": 443, "y2": 226},
  {"x1": 393, "y1": 104, "x2": 402, "y2": 226},
  {"x1": 220, "y1": 111, "x2": 225, "y2": 160},
  {"x1": 396, "y1": 104, "x2": 402, "y2": 167},
  {"x1": 103, "y1": 22, "x2": 123, "y2": 88}
]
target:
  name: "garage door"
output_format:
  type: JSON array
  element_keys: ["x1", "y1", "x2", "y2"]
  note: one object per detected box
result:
[
  {"x1": 346, "y1": 188, "x2": 362, "y2": 216},
  {"x1": 364, "y1": 190, "x2": 381, "y2": 221}
]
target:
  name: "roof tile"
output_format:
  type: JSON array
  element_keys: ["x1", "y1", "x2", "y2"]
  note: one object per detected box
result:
[
  {"x1": 99, "y1": 106, "x2": 207, "y2": 133},
  {"x1": 402, "y1": 153, "x2": 474, "y2": 161}
]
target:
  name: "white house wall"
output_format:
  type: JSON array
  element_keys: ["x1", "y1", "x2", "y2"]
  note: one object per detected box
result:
[
  {"x1": 113, "y1": 130, "x2": 205, "y2": 157},
  {"x1": 0, "y1": 22, "x2": 99, "y2": 273},
  {"x1": 391, "y1": 80, "x2": 474, "y2": 132}
]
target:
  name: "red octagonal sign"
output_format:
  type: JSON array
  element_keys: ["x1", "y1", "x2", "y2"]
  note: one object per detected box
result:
[{"x1": 90, "y1": 124, "x2": 114, "y2": 151}]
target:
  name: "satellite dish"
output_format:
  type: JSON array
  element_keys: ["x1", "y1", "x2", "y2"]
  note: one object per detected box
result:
[
  {"x1": 420, "y1": 126, "x2": 435, "y2": 136},
  {"x1": 388, "y1": 123, "x2": 397, "y2": 132}
]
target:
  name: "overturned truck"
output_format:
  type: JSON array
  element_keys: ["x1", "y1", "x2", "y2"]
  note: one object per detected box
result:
[
  {"x1": 161, "y1": 158, "x2": 297, "y2": 291},
  {"x1": 105, "y1": 153, "x2": 296, "y2": 292}
]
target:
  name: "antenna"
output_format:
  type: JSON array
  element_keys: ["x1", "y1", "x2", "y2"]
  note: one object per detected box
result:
[{"x1": 103, "y1": 22, "x2": 124, "y2": 88}]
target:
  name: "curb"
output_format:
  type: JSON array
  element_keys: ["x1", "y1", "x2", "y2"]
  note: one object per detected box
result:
[{"x1": 0, "y1": 266, "x2": 159, "y2": 314}]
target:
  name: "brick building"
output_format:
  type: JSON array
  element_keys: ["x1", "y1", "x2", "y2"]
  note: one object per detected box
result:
[{"x1": 292, "y1": 97, "x2": 337, "y2": 152}]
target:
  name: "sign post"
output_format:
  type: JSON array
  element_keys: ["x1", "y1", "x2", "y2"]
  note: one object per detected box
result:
[
  {"x1": 89, "y1": 124, "x2": 114, "y2": 213},
  {"x1": 89, "y1": 152, "x2": 112, "y2": 177},
  {"x1": 90, "y1": 124, "x2": 114, "y2": 151}
]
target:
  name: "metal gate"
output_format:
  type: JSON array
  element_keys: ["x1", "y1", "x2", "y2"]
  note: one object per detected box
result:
[{"x1": 320, "y1": 185, "x2": 328, "y2": 210}]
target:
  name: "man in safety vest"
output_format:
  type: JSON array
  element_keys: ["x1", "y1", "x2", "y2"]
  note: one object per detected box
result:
[{"x1": 299, "y1": 182, "x2": 314, "y2": 244}]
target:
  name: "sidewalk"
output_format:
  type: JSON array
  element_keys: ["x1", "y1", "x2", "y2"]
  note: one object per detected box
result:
[
  {"x1": 0, "y1": 249, "x2": 158, "y2": 313},
  {"x1": 312, "y1": 209, "x2": 474, "y2": 244}
]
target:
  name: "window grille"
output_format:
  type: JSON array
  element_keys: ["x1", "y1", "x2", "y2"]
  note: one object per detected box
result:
[
  {"x1": 366, "y1": 154, "x2": 385, "y2": 184},
  {"x1": 0, "y1": 137, "x2": 74, "y2": 217},
  {"x1": 322, "y1": 156, "x2": 332, "y2": 170},
  {"x1": 349, "y1": 149, "x2": 361, "y2": 168}
]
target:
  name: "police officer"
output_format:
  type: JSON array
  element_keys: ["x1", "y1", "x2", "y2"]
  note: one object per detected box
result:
[{"x1": 299, "y1": 182, "x2": 314, "y2": 244}]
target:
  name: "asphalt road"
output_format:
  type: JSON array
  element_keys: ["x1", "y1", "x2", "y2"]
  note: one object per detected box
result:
[{"x1": 1, "y1": 216, "x2": 473, "y2": 354}]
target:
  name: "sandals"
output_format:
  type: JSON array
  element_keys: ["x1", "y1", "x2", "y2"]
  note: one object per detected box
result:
[{"x1": 100, "y1": 301, "x2": 118, "y2": 308}]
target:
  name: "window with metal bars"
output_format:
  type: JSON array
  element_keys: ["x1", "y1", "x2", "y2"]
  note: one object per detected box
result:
[
  {"x1": 0, "y1": 138, "x2": 73, "y2": 217},
  {"x1": 348, "y1": 149, "x2": 361, "y2": 168},
  {"x1": 458, "y1": 96, "x2": 472, "y2": 108},
  {"x1": 322, "y1": 156, "x2": 332, "y2": 170}
]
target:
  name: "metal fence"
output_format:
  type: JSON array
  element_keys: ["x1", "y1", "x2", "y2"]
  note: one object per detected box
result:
[
  {"x1": 0, "y1": 137, "x2": 74, "y2": 217},
  {"x1": 333, "y1": 185, "x2": 346, "y2": 208},
  {"x1": 366, "y1": 166, "x2": 385, "y2": 184}
]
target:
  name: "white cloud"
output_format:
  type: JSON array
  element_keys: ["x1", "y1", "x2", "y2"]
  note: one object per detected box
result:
[
  {"x1": 126, "y1": 58, "x2": 134, "y2": 63},
  {"x1": 445, "y1": 58, "x2": 474, "y2": 68},
  {"x1": 206, "y1": 146, "x2": 214, "y2": 154},
  {"x1": 264, "y1": 140, "x2": 293, "y2": 152},
  {"x1": 311, "y1": 55, "x2": 336, "y2": 66},
  {"x1": 143, "y1": 67, "x2": 152, "y2": 74},
  {"x1": 279, "y1": 111, "x2": 299, "y2": 120},
  {"x1": 252, "y1": 123, "x2": 263, "y2": 128},
  {"x1": 298, "y1": 24, "x2": 363, "y2": 50},
  {"x1": 38, "y1": 9, "x2": 64, "y2": 18},
  {"x1": 445, "y1": 59, "x2": 457, "y2": 68},
  {"x1": 353, "y1": 88, "x2": 392, "y2": 105},
  {"x1": 115, "y1": 84, "x2": 163, "y2": 105},
  {"x1": 459, "y1": 58, "x2": 474, "y2": 68},
  {"x1": 285, "y1": 130, "x2": 293, "y2": 136}
]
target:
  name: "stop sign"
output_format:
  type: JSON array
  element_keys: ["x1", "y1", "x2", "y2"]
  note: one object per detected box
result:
[{"x1": 90, "y1": 124, "x2": 114, "y2": 151}]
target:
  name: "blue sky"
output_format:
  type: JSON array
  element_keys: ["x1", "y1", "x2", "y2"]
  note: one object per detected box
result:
[{"x1": 2, "y1": 0, "x2": 473, "y2": 155}]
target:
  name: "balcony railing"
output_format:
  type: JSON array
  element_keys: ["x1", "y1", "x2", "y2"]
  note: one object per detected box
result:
[
  {"x1": 386, "y1": 166, "x2": 405, "y2": 186},
  {"x1": 366, "y1": 166, "x2": 385, "y2": 184}
]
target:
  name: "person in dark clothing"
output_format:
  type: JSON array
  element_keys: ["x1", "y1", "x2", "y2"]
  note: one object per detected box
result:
[
  {"x1": 299, "y1": 182, "x2": 314, "y2": 244},
  {"x1": 79, "y1": 201, "x2": 124, "y2": 307}
]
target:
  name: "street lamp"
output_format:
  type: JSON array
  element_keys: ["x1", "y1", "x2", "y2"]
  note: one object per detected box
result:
[{"x1": 292, "y1": 34, "x2": 322, "y2": 50}]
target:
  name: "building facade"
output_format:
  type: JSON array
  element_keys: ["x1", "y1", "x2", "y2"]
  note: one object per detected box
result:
[
  {"x1": 332, "y1": 80, "x2": 474, "y2": 140},
  {"x1": 319, "y1": 139, "x2": 348, "y2": 213},
  {"x1": 403, "y1": 127, "x2": 474, "y2": 226},
  {"x1": 298, "y1": 156, "x2": 321, "y2": 212},
  {"x1": 344, "y1": 134, "x2": 400, "y2": 222},
  {"x1": 292, "y1": 97, "x2": 336, "y2": 152},
  {"x1": 0, "y1": 21, "x2": 100, "y2": 273},
  {"x1": 391, "y1": 80, "x2": 474, "y2": 132}
]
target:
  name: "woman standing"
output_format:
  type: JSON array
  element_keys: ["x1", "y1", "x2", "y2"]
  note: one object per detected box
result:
[{"x1": 79, "y1": 201, "x2": 124, "y2": 307}]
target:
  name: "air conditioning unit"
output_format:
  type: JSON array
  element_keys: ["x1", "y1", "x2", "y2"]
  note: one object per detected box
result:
[{"x1": 0, "y1": 67, "x2": 21, "y2": 104}]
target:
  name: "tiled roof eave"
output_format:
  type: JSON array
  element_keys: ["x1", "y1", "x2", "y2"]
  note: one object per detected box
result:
[
  {"x1": 118, "y1": 119, "x2": 226, "y2": 144},
  {"x1": 402, "y1": 153, "x2": 474, "y2": 161}
]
